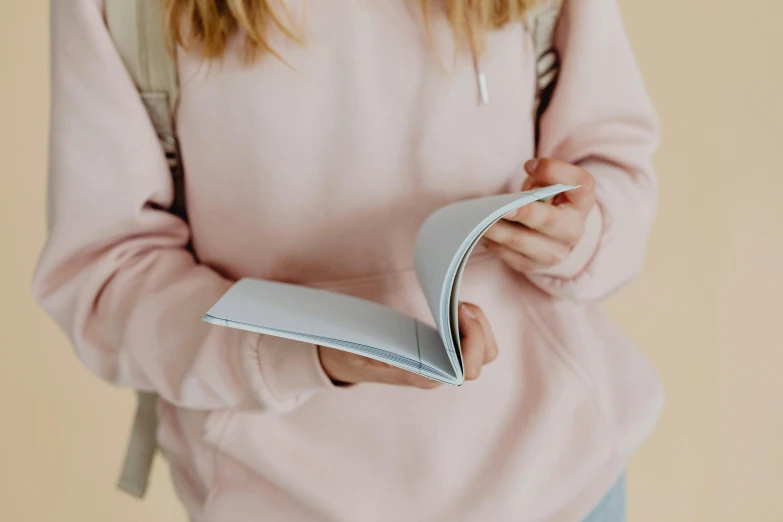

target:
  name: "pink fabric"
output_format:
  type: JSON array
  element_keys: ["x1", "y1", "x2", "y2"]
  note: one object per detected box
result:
[{"x1": 33, "y1": 0, "x2": 663, "y2": 520}]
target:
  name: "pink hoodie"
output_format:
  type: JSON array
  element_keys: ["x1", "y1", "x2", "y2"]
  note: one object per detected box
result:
[{"x1": 33, "y1": 0, "x2": 663, "y2": 520}]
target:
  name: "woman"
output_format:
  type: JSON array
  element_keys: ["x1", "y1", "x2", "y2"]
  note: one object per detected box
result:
[{"x1": 33, "y1": 0, "x2": 663, "y2": 520}]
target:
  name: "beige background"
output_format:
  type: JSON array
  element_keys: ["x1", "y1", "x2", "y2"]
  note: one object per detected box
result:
[{"x1": 2, "y1": 1, "x2": 782, "y2": 521}]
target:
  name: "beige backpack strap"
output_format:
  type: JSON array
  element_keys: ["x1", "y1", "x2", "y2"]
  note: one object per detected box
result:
[
  {"x1": 526, "y1": 0, "x2": 564, "y2": 147},
  {"x1": 105, "y1": 0, "x2": 181, "y2": 499},
  {"x1": 116, "y1": 391, "x2": 160, "y2": 498},
  {"x1": 106, "y1": 0, "x2": 186, "y2": 219},
  {"x1": 106, "y1": 0, "x2": 179, "y2": 118}
]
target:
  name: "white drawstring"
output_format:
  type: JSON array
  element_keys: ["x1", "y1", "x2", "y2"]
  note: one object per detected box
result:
[
  {"x1": 471, "y1": 48, "x2": 489, "y2": 105},
  {"x1": 477, "y1": 70, "x2": 489, "y2": 105}
]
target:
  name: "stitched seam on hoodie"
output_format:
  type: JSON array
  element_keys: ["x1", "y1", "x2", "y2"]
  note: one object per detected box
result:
[{"x1": 523, "y1": 307, "x2": 615, "y2": 437}]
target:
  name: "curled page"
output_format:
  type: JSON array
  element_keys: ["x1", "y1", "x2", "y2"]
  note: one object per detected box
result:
[{"x1": 413, "y1": 184, "x2": 576, "y2": 376}]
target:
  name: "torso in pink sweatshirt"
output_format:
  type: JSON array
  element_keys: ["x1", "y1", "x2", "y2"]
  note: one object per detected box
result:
[{"x1": 35, "y1": 1, "x2": 663, "y2": 520}]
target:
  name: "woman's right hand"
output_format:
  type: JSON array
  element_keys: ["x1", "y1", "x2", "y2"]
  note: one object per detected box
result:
[{"x1": 317, "y1": 302, "x2": 498, "y2": 389}]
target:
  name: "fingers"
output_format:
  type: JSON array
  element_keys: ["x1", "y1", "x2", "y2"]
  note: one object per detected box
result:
[
  {"x1": 318, "y1": 346, "x2": 442, "y2": 390},
  {"x1": 358, "y1": 355, "x2": 442, "y2": 389},
  {"x1": 365, "y1": 358, "x2": 443, "y2": 389},
  {"x1": 402, "y1": 373, "x2": 444, "y2": 390},
  {"x1": 480, "y1": 238, "x2": 549, "y2": 273},
  {"x1": 524, "y1": 158, "x2": 596, "y2": 211},
  {"x1": 482, "y1": 220, "x2": 571, "y2": 266},
  {"x1": 503, "y1": 202, "x2": 585, "y2": 247}
]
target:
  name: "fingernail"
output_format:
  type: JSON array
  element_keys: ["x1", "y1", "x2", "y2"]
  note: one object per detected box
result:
[
  {"x1": 524, "y1": 159, "x2": 539, "y2": 174},
  {"x1": 460, "y1": 303, "x2": 476, "y2": 319},
  {"x1": 504, "y1": 209, "x2": 517, "y2": 220}
]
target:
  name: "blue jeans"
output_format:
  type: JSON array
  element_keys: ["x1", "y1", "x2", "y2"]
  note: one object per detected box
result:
[{"x1": 581, "y1": 474, "x2": 626, "y2": 522}]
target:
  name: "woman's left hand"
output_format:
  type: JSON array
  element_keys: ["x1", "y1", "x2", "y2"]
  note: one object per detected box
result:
[{"x1": 481, "y1": 158, "x2": 597, "y2": 274}]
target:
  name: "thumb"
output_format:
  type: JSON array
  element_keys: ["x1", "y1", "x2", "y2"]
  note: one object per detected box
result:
[{"x1": 458, "y1": 303, "x2": 486, "y2": 381}]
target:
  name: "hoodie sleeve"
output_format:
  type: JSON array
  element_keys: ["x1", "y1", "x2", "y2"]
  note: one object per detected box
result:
[
  {"x1": 31, "y1": 0, "x2": 335, "y2": 412},
  {"x1": 525, "y1": 0, "x2": 661, "y2": 301}
]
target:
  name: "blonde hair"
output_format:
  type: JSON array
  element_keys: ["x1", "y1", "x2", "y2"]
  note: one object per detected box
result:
[{"x1": 163, "y1": 0, "x2": 537, "y2": 62}]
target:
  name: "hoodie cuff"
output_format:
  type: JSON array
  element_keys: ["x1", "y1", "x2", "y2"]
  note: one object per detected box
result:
[
  {"x1": 530, "y1": 203, "x2": 603, "y2": 280},
  {"x1": 243, "y1": 335, "x2": 336, "y2": 407}
]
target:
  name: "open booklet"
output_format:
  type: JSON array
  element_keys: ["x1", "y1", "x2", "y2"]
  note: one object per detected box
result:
[{"x1": 204, "y1": 184, "x2": 575, "y2": 385}]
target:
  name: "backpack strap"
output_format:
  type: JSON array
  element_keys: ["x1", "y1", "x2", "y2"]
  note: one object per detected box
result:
[
  {"x1": 106, "y1": 0, "x2": 179, "y2": 123},
  {"x1": 106, "y1": 0, "x2": 186, "y2": 219},
  {"x1": 116, "y1": 390, "x2": 160, "y2": 498},
  {"x1": 526, "y1": 0, "x2": 564, "y2": 149},
  {"x1": 105, "y1": 0, "x2": 182, "y2": 499}
]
